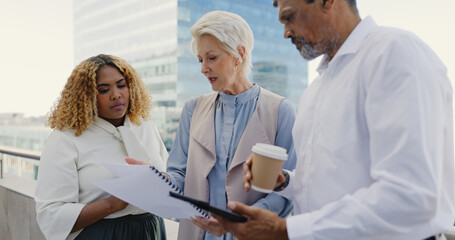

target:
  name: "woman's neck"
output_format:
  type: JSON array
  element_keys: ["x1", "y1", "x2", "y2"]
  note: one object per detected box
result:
[
  {"x1": 102, "y1": 115, "x2": 126, "y2": 127},
  {"x1": 223, "y1": 75, "x2": 252, "y2": 95}
]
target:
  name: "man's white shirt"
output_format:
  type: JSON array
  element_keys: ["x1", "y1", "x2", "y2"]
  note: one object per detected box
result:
[{"x1": 278, "y1": 17, "x2": 455, "y2": 240}]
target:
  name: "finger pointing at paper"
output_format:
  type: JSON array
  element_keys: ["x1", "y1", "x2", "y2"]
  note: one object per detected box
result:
[
  {"x1": 125, "y1": 157, "x2": 170, "y2": 179},
  {"x1": 125, "y1": 157, "x2": 149, "y2": 165}
]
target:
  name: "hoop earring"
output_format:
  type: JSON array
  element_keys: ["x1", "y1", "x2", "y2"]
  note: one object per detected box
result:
[{"x1": 234, "y1": 66, "x2": 239, "y2": 73}]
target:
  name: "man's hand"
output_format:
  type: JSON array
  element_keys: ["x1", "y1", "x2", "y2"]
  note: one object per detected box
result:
[
  {"x1": 212, "y1": 201, "x2": 288, "y2": 240},
  {"x1": 243, "y1": 154, "x2": 287, "y2": 192},
  {"x1": 191, "y1": 216, "x2": 227, "y2": 237}
]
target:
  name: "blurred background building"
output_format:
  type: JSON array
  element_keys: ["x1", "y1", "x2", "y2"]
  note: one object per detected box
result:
[
  {"x1": 0, "y1": 113, "x2": 50, "y2": 152},
  {"x1": 73, "y1": 0, "x2": 308, "y2": 150},
  {"x1": 0, "y1": 113, "x2": 50, "y2": 180},
  {"x1": 0, "y1": 0, "x2": 308, "y2": 180}
]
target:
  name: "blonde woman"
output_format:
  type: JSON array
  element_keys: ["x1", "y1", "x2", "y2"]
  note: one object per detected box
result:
[
  {"x1": 35, "y1": 54, "x2": 167, "y2": 240},
  {"x1": 126, "y1": 11, "x2": 297, "y2": 240},
  {"x1": 168, "y1": 11, "x2": 297, "y2": 240}
]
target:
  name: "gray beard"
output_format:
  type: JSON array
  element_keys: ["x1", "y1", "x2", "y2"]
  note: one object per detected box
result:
[
  {"x1": 293, "y1": 37, "x2": 321, "y2": 60},
  {"x1": 293, "y1": 35, "x2": 341, "y2": 61}
]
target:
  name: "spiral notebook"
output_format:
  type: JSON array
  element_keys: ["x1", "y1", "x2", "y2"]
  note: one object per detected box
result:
[{"x1": 93, "y1": 163, "x2": 209, "y2": 219}]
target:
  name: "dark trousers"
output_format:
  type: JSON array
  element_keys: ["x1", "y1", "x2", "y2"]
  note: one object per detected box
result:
[{"x1": 75, "y1": 213, "x2": 166, "y2": 240}]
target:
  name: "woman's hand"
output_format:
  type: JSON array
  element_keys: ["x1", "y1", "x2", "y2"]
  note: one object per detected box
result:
[
  {"x1": 125, "y1": 157, "x2": 149, "y2": 165},
  {"x1": 125, "y1": 157, "x2": 169, "y2": 180},
  {"x1": 191, "y1": 216, "x2": 227, "y2": 237},
  {"x1": 242, "y1": 155, "x2": 254, "y2": 192}
]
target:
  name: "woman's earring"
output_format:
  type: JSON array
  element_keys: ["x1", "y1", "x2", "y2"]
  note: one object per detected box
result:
[{"x1": 234, "y1": 66, "x2": 239, "y2": 73}]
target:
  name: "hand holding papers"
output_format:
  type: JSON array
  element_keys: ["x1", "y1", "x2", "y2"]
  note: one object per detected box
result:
[{"x1": 93, "y1": 163, "x2": 209, "y2": 219}]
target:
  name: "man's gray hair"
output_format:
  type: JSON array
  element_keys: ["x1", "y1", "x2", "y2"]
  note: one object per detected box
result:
[{"x1": 273, "y1": 0, "x2": 357, "y2": 8}]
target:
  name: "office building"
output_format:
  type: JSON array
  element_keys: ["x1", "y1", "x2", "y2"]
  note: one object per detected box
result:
[{"x1": 74, "y1": 0, "x2": 308, "y2": 148}]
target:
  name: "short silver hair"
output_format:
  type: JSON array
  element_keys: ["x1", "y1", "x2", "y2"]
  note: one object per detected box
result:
[{"x1": 190, "y1": 11, "x2": 254, "y2": 76}]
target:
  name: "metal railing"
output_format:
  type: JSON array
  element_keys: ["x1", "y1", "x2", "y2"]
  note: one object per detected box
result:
[{"x1": 0, "y1": 145, "x2": 40, "y2": 179}]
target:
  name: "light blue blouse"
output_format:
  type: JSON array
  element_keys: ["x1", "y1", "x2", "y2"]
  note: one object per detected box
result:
[{"x1": 166, "y1": 84, "x2": 297, "y2": 240}]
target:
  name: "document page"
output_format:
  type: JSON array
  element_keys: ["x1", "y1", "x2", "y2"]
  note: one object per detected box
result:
[{"x1": 94, "y1": 163, "x2": 208, "y2": 219}]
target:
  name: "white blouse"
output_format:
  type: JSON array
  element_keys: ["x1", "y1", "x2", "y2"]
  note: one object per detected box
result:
[{"x1": 35, "y1": 117, "x2": 168, "y2": 240}]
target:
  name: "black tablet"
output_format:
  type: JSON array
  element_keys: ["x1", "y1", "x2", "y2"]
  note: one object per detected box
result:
[{"x1": 169, "y1": 191, "x2": 248, "y2": 222}]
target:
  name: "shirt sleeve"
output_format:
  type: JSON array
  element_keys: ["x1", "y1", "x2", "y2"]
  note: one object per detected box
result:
[
  {"x1": 286, "y1": 32, "x2": 454, "y2": 239},
  {"x1": 252, "y1": 99, "x2": 297, "y2": 217},
  {"x1": 166, "y1": 98, "x2": 197, "y2": 192},
  {"x1": 34, "y1": 131, "x2": 85, "y2": 240}
]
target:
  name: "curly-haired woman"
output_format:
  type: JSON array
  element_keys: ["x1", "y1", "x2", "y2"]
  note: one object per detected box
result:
[{"x1": 34, "y1": 54, "x2": 167, "y2": 240}]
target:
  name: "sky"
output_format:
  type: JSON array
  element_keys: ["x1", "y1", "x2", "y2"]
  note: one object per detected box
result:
[
  {"x1": 0, "y1": 0, "x2": 454, "y2": 117},
  {"x1": 0, "y1": 0, "x2": 73, "y2": 117}
]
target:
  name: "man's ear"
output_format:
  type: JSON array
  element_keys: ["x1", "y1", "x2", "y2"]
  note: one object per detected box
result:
[{"x1": 322, "y1": 0, "x2": 334, "y2": 10}]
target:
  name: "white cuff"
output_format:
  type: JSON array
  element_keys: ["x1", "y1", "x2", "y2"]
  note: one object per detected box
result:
[
  {"x1": 275, "y1": 170, "x2": 295, "y2": 199},
  {"x1": 286, "y1": 213, "x2": 314, "y2": 240}
]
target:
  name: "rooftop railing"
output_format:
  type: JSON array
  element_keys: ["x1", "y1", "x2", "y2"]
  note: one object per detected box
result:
[{"x1": 0, "y1": 145, "x2": 40, "y2": 179}]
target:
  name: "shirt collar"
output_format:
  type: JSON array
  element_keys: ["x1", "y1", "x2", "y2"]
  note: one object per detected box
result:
[
  {"x1": 317, "y1": 16, "x2": 377, "y2": 74},
  {"x1": 218, "y1": 83, "x2": 259, "y2": 106},
  {"x1": 93, "y1": 115, "x2": 131, "y2": 133}
]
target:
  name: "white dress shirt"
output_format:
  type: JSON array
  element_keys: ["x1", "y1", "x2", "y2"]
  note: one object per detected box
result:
[
  {"x1": 35, "y1": 117, "x2": 168, "y2": 240},
  {"x1": 278, "y1": 17, "x2": 455, "y2": 240}
]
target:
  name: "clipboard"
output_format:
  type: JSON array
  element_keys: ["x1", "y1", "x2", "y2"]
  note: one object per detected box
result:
[{"x1": 169, "y1": 191, "x2": 248, "y2": 222}]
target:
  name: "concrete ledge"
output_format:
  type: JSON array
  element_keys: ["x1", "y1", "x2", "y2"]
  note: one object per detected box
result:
[
  {"x1": 0, "y1": 175, "x2": 36, "y2": 198},
  {"x1": 0, "y1": 186, "x2": 7, "y2": 238},
  {"x1": 0, "y1": 177, "x2": 45, "y2": 240}
]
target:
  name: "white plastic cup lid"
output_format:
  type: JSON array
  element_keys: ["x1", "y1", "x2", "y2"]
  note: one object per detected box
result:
[{"x1": 252, "y1": 143, "x2": 287, "y2": 161}]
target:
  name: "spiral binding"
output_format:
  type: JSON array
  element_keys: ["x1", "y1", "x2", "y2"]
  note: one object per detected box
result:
[{"x1": 149, "y1": 166, "x2": 210, "y2": 218}]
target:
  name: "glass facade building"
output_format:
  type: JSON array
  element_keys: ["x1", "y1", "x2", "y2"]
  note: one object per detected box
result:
[
  {"x1": 74, "y1": 0, "x2": 308, "y2": 148},
  {"x1": 176, "y1": 0, "x2": 307, "y2": 106}
]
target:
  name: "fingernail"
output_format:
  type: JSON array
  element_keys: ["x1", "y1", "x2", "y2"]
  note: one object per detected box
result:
[{"x1": 227, "y1": 202, "x2": 236, "y2": 209}]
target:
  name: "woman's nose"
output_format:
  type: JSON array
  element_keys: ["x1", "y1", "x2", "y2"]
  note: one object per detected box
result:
[
  {"x1": 111, "y1": 89, "x2": 121, "y2": 100},
  {"x1": 201, "y1": 62, "x2": 210, "y2": 74}
]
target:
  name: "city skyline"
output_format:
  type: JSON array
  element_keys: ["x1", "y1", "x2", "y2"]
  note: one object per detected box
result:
[{"x1": 1, "y1": 0, "x2": 454, "y2": 117}]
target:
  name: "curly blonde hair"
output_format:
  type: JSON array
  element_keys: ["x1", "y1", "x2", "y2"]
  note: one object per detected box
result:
[{"x1": 47, "y1": 54, "x2": 152, "y2": 136}]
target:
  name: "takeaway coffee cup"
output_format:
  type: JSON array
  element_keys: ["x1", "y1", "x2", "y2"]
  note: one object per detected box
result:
[{"x1": 250, "y1": 143, "x2": 288, "y2": 193}]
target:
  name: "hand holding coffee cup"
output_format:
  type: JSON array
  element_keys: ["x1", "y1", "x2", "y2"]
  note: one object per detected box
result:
[
  {"x1": 242, "y1": 155, "x2": 254, "y2": 192},
  {"x1": 248, "y1": 143, "x2": 288, "y2": 193},
  {"x1": 242, "y1": 155, "x2": 287, "y2": 192}
]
